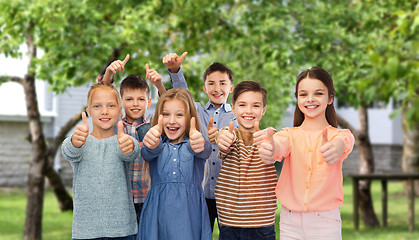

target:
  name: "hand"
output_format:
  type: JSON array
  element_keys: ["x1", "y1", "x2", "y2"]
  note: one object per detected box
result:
[
  {"x1": 320, "y1": 128, "x2": 339, "y2": 164},
  {"x1": 71, "y1": 112, "x2": 89, "y2": 148},
  {"x1": 106, "y1": 54, "x2": 130, "y2": 75},
  {"x1": 207, "y1": 117, "x2": 218, "y2": 145},
  {"x1": 117, "y1": 121, "x2": 135, "y2": 154},
  {"x1": 190, "y1": 117, "x2": 205, "y2": 153},
  {"x1": 162, "y1": 52, "x2": 187, "y2": 73},
  {"x1": 258, "y1": 127, "x2": 277, "y2": 165},
  {"x1": 143, "y1": 115, "x2": 163, "y2": 149},
  {"x1": 217, "y1": 121, "x2": 235, "y2": 152},
  {"x1": 145, "y1": 63, "x2": 162, "y2": 87},
  {"x1": 253, "y1": 121, "x2": 265, "y2": 146}
]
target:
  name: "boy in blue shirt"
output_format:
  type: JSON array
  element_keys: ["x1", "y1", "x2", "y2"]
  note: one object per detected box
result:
[{"x1": 162, "y1": 52, "x2": 238, "y2": 232}]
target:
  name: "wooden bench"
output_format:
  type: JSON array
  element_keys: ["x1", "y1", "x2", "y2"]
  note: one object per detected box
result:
[{"x1": 347, "y1": 173, "x2": 419, "y2": 231}]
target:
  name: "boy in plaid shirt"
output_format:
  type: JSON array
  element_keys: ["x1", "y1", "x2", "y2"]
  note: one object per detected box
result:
[{"x1": 99, "y1": 54, "x2": 165, "y2": 224}]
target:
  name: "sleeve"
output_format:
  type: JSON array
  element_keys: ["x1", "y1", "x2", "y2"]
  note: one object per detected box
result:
[
  {"x1": 140, "y1": 138, "x2": 164, "y2": 162},
  {"x1": 61, "y1": 136, "x2": 84, "y2": 163},
  {"x1": 169, "y1": 68, "x2": 188, "y2": 89},
  {"x1": 273, "y1": 128, "x2": 291, "y2": 162},
  {"x1": 118, "y1": 136, "x2": 140, "y2": 162},
  {"x1": 331, "y1": 128, "x2": 355, "y2": 162},
  {"x1": 187, "y1": 138, "x2": 212, "y2": 160},
  {"x1": 216, "y1": 127, "x2": 237, "y2": 159}
]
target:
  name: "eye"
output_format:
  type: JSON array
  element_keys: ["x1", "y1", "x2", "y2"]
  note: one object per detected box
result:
[
  {"x1": 93, "y1": 105, "x2": 100, "y2": 108},
  {"x1": 315, "y1": 92, "x2": 324, "y2": 95},
  {"x1": 125, "y1": 98, "x2": 132, "y2": 101},
  {"x1": 177, "y1": 113, "x2": 184, "y2": 117},
  {"x1": 299, "y1": 93, "x2": 307, "y2": 97},
  {"x1": 162, "y1": 113, "x2": 169, "y2": 116},
  {"x1": 109, "y1": 104, "x2": 116, "y2": 108},
  {"x1": 208, "y1": 82, "x2": 214, "y2": 85}
]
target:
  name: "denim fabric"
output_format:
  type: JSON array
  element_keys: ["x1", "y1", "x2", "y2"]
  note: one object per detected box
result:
[{"x1": 218, "y1": 225, "x2": 276, "y2": 240}]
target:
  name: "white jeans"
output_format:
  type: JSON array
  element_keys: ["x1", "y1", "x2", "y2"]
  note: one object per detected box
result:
[{"x1": 279, "y1": 206, "x2": 342, "y2": 240}]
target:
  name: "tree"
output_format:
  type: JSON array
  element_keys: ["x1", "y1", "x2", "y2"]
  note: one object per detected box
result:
[{"x1": 0, "y1": 1, "x2": 176, "y2": 239}]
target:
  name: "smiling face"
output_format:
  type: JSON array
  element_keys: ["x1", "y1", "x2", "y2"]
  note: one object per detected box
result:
[
  {"x1": 121, "y1": 88, "x2": 151, "y2": 123},
  {"x1": 232, "y1": 91, "x2": 266, "y2": 131},
  {"x1": 87, "y1": 88, "x2": 121, "y2": 138},
  {"x1": 297, "y1": 77, "x2": 333, "y2": 121},
  {"x1": 203, "y1": 71, "x2": 234, "y2": 109},
  {"x1": 161, "y1": 99, "x2": 187, "y2": 144}
]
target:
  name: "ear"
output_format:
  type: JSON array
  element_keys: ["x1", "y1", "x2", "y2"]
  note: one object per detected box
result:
[
  {"x1": 231, "y1": 103, "x2": 235, "y2": 115},
  {"x1": 202, "y1": 85, "x2": 208, "y2": 94},
  {"x1": 85, "y1": 107, "x2": 90, "y2": 117},
  {"x1": 147, "y1": 98, "x2": 152, "y2": 109},
  {"x1": 328, "y1": 95, "x2": 334, "y2": 105},
  {"x1": 229, "y1": 84, "x2": 234, "y2": 93},
  {"x1": 262, "y1": 105, "x2": 267, "y2": 116}
]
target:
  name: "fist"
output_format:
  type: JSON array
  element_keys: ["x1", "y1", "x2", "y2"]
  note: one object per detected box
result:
[
  {"x1": 207, "y1": 117, "x2": 218, "y2": 145},
  {"x1": 117, "y1": 121, "x2": 135, "y2": 154},
  {"x1": 72, "y1": 112, "x2": 89, "y2": 148},
  {"x1": 143, "y1": 115, "x2": 163, "y2": 149},
  {"x1": 162, "y1": 52, "x2": 187, "y2": 73},
  {"x1": 320, "y1": 128, "x2": 339, "y2": 165},
  {"x1": 190, "y1": 117, "x2": 205, "y2": 153},
  {"x1": 217, "y1": 121, "x2": 235, "y2": 152}
]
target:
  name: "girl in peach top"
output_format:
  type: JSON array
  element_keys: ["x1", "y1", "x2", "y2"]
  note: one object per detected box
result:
[{"x1": 254, "y1": 67, "x2": 355, "y2": 240}]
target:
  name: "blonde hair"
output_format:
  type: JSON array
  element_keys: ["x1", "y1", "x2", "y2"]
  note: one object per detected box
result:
[
  {"x1": 152, "y1": 88, "x2": 201, "y2": 139},
  {"x1": 87, "y1": 83, "x2": 121, "y2": 108}
]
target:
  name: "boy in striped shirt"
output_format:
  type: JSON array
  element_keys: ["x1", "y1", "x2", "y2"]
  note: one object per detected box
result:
[{"x1": 215, "y1": 81, "x2": 277, "y2": 240}]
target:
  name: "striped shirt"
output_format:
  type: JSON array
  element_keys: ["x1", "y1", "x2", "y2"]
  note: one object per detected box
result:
[{"x1": 215, "y1": 128, "x2": 277, "y2": 228}]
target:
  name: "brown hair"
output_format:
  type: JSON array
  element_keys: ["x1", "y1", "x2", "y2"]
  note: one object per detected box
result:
[
  {"x1": 293, "y1": 67, "x2": 337, "y2": 127},
  {"x1": 87, "y1": 82, "x2": 121, "y2": 108},
  {"x1": 152, "y1": 88, "x2": 201, "y2": 139},
  {"x1": 203, "y1": 62, "x2": 233, "y2": 83},
  {"x1": 120, "y1": 75, "x2": 150, "y2": 97},
  {"x1": 232, "y1": 80, "x2": 267, "y2": 106}
]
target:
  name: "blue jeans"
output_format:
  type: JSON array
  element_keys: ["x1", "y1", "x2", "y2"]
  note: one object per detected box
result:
[
  {"x1": 73, "y1": 235, "x2": 135, "y2": 240},
  {"x1": 219, "y1": 225, "x2": 276, "y2": 240}
]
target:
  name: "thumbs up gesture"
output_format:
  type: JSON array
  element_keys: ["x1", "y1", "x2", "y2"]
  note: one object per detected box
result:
[
  {"x1": 143, "y1": 115, "x2": 163, "y2": 149},
  {"x1": 117, "y1": 121, "x2": 135, "y2": 154},
  {"x1": 319, "y1": 128, "x2": 339, "y2": 165},
  {"x1": 217, "y1": 121, "x2": 235, "y2": 152},
  {"x1": 253, "y1": 120, "x2": 265, "y2": 146},
  {"x1": 102, "y1": 54, "x2": 130, "y2": 84},
  {"x1": 207, "y1": 117, "x2": 218, "y2": 145},
  {"x1": 162, "y1": 52, "x2": 188, "y2": 73},
  {"x1": 190, "y1": 117, "x2": 205, "y2": 153},
  {"x1": 258, "y1": 128, "x2": 277, "y2": 165},
  {"x1": 145, "y1": 63, "x2": 162, "y2": 87},
  {"x1": 72, "y1": 112, "x2": 89, "y2": 148}
]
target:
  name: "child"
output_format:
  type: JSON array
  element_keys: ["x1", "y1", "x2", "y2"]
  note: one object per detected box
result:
[
  {"x1": 62, "y1": 83, "x2": 140, "y2": 239},
  {"x1": 137, "y1": 88, "x2": 212, "y2": 240},
  {"x1": 254, "y1": 67, "x2": 355, "y2": 240},
  {"x1": 163, "y1": 52, "x2": 238, "y2": 232},
  {"x1": 100, "y1": 54, "x2": 164, "y2": 224},
  {"x1": 215, "y1": 80, "x2": 278, "y2": 240}
]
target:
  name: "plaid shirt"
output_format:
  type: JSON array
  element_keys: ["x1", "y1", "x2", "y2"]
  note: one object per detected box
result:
[{"x1": 122, "y1": 116, "x2": 152, "y2": 203}]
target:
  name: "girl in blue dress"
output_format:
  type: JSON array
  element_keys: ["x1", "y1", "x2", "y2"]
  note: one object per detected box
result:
[{"x1": 137, "y1": 88, "x2": 212, "y2": 240}]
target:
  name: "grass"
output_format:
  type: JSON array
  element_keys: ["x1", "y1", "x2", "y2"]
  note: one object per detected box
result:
[{"x1": 1, "y1": 178, "x2": 418, "y2": 240}]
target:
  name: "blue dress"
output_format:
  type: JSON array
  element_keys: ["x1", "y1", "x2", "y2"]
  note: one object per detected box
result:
[{"x1": 137, "y1": 137, "x2": 212, "y2": 240}]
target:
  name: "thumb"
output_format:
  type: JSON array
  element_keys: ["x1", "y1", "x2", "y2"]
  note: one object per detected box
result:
[
  {"x1": 254, "y1": 120, "x2": 260, "y2": 131},
  {"x1": 207, "y1": 117, "x2": 214, "y2": 129},
  {"x1": 122, "y1": 54, "x2": 130, "y2": 65},
  {"x1": 145, "y1": 63, "x2": 150, "y2": 73},
  {"x1": 228, "y1": 121, "x2": 234, "y2": 134},
  {"x1": 156, "y1": 115, "x2": 163, "y2": 133},
  {"x1": 81, "y1": 111, "x2": 88, "y2": 127},
  {"x1": 117, "y1": 120, "x2": 125, "y2": 137},
  {"x1": 322, "y1": 128, "x2": 328, "y2": 145},
  {"x1": 179, "y1": 51, "x2": 188, "y2": 62},
  {"x1": 190, "y1": 117, "x2": 197, "y2": 133}
]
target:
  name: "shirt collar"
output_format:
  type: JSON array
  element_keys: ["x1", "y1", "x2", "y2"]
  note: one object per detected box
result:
[
  {"x1": 204, "y1": 102, "x2": 233, "y2": 112},
  {"x1": 162, "y1": 136, "x2": 188, "y2": 145}
]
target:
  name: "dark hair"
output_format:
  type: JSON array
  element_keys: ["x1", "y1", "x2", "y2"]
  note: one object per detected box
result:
[
  {"x1": 203, "y1": 62, "x2": 233, "y2": 83},
  {"x1": 293, "y1": 67, "x2": 337, "y2": 127},
  {"x1": 119, "y1": 75, "x2": 150, "y2": 97},
  {"x1": 232, "y1": 80, "x2": 267, "y2": 106}
]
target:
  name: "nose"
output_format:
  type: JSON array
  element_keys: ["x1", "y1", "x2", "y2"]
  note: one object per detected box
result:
[
  {"x1": 101, "y1": 106, "x2": 109, "y2": 115},
  {"x1": 214, "y1": 83, "x2": 221, "y2": 91},
  {"x1": 168, "y1": 114, "x2": 176, "y2": 123},
  {"x1": 308, "y1": 94, "x2": 314, "y2": 102}
]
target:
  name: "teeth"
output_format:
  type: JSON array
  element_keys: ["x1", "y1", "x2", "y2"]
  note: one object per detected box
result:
[
  {"x1": 306, "y1": 106, "x2": 318, "y2": 109},
  {"x1": 244, "y1": 117, "x2": 253, "y2": 120}
]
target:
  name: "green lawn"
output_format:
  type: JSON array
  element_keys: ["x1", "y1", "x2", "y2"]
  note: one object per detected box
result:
[{"x1": 1, "y1": 178, "x2": 418, "y2": 240}]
